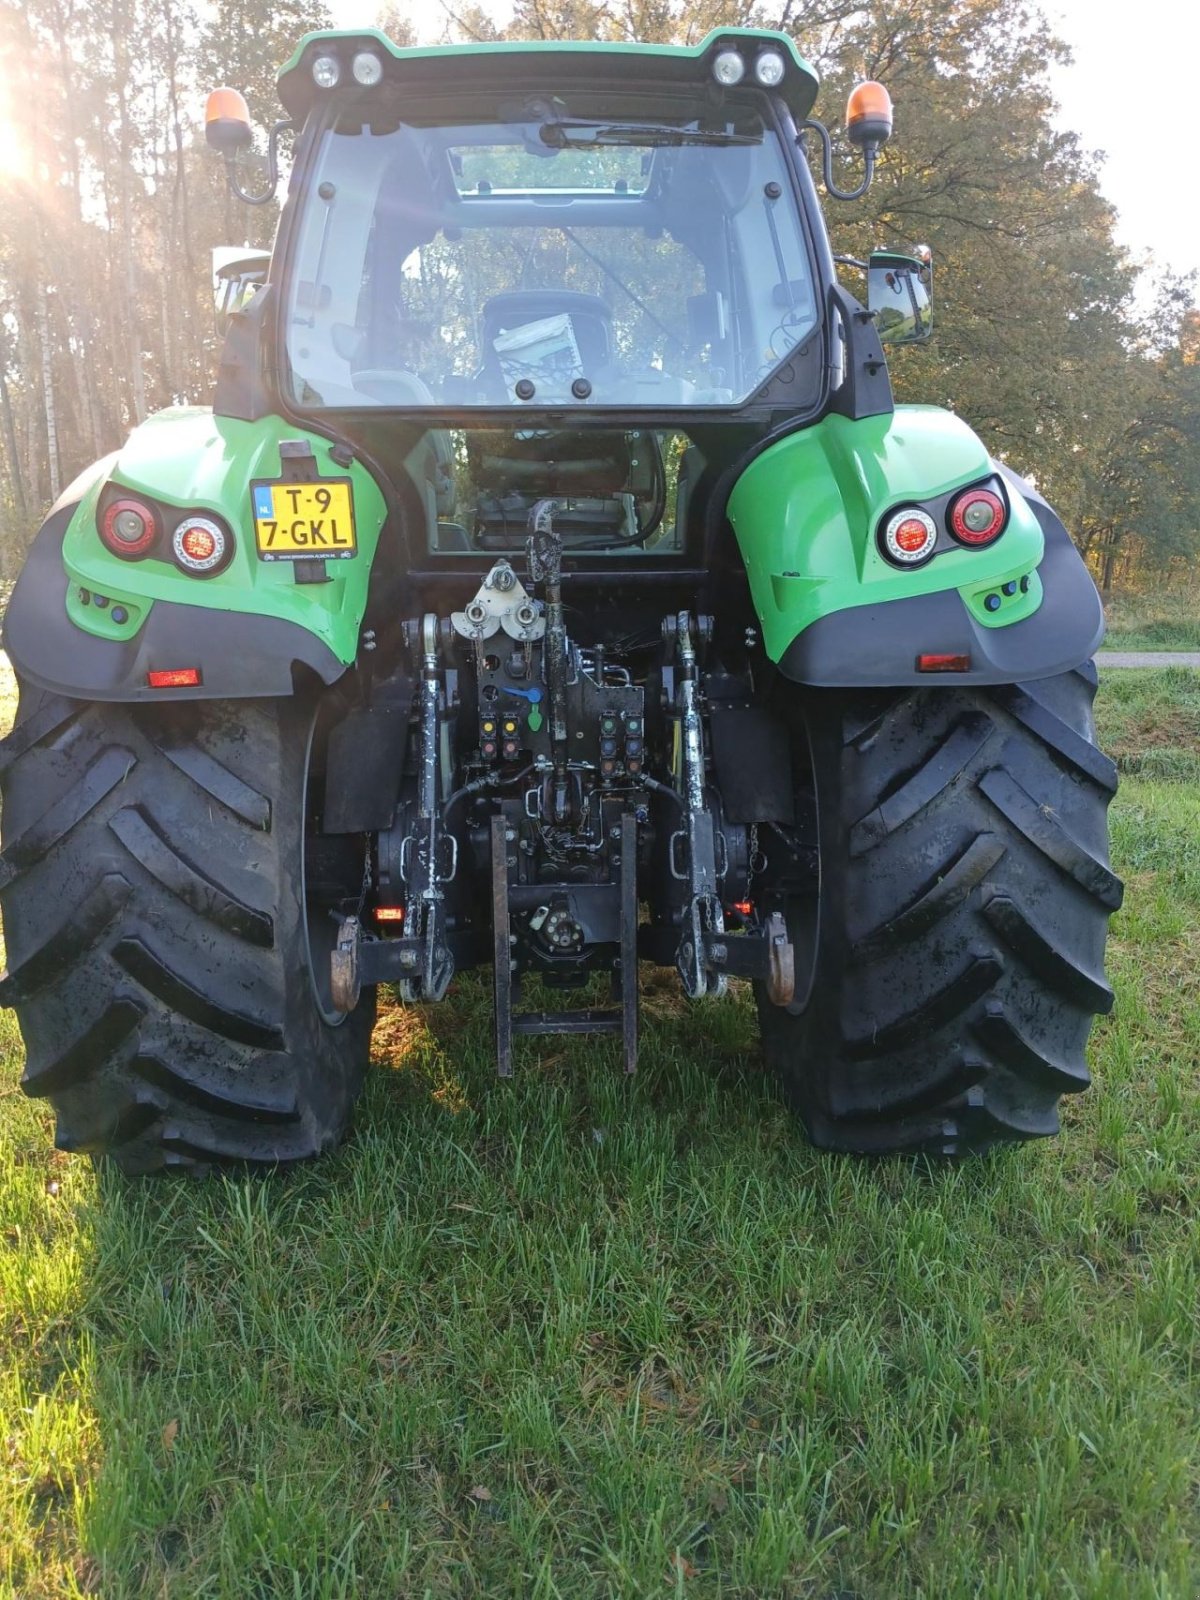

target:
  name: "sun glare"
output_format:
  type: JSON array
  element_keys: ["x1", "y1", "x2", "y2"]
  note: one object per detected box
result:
[{"x1": 0, "y1": 79, "x2": 32, "y2": 183}]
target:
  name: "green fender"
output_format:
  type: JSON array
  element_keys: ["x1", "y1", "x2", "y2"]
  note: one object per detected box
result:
[
  {"x1": 61, "y1": 409, "x2": 386, "y2": 660},
  {"x1": 4, "y1": 408, "x2": 388, "y2": 701},
  {"x1": 726, "y1": 405, "x2": 1104, "y2": 685}
]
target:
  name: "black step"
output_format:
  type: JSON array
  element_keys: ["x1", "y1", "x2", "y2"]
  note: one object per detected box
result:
[{"x1": 511, "y1": 1008, "x2": 623, "y2": 1037}]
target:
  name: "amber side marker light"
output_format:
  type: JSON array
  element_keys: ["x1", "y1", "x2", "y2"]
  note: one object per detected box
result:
[
  {"x1": 917, "y1": 652, "x2": 971, "y2": 673},
  {"x1": 147, "y1": 668, "x2": 202, "y2": 688}
]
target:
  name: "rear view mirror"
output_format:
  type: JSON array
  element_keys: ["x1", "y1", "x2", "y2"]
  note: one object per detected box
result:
[
  {"x1": 868, "y1": 249, "x2": 932, "y2": 344},
  {"x1": 212, "y1": 247, "x2": 271, "y2": 335}
]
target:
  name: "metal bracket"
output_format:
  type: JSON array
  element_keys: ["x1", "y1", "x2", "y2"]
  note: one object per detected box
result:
[
  {"x1": 399, "y1": 614, "x2": 455, "y2": 1003},
  {"x1": 330, "y1": 915, "x2": 362, "y2": 1014},
  {"x1": 398, "y1": 831, "x2": 458, "y2": 887},
  {"x1": 450, "y1": 560, "x2": 545, "y2": 644},
  {"x1": 492, "y1": 812, "x2": 515, "y2": 1078},
  {"x1": 492, "y1": 809, "x2": 640, "y2": 1076},
  {"x1": 701, "y1": 911, "x2": 795, "y2": 1005},
  {"x1": 223, "y1": 118, "x2": 292, "y2": 206},
  {"x1": 671, "y1": 611, "x2": 727, "y2": 1000},
  {"x1": 618, "y1": 810, "x2": 639, "y2": 1072}
]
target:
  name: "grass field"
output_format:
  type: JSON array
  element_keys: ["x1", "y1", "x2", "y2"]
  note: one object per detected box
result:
[
  {"x1": 1103, "y1": 588, "x2": 1200, "y2": 652},
  {"x1": 2, "y1": 670, "x2": 1199, "y2": 1599}
]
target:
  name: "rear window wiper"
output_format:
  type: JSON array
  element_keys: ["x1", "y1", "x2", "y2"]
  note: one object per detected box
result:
[{"x1": 539, "y1": 119, "x2": 760, "y2": 149}]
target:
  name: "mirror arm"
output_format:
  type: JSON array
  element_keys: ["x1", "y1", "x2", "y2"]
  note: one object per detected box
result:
[
  {"x1": 800, "y1": 119, "x2": 875, "y2": 202},
  {"x1": 224, "y1": 119, "x2": 293, "y2": 207},
  {"x1": 832, "y1": 252, "x2": 868, "y2": 272}
]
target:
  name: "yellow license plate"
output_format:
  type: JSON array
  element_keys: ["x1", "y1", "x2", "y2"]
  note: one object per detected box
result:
[{"x1": 252, "y1": 478, "x2": 357, "y2": 561}]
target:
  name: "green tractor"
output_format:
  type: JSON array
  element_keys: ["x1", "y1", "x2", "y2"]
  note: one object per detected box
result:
[{"x1": 0, "y1": 29, "x2": 1121, "y2": 1173}]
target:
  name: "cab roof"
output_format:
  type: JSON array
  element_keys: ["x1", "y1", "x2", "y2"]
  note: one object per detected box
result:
[{"x1": 277, "y1": 28, "x2": 820, "y2": 124}]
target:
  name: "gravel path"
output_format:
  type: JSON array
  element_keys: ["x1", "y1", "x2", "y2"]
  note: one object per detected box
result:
[{"x1": 1095, "y1": 652, "x2": 1200, "y2": 669}]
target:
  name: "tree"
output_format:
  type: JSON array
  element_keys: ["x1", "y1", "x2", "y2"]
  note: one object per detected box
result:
[
  {"x1": 197, "y1": 0, "x2": 331, "y2": 129},
  {"x1": 1075, "y1": 300, "x2": 1200, "y2": 592}
]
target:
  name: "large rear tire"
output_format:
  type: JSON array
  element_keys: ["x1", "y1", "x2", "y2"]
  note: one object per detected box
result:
[
  {"x1": 756, "y1": 664, "x2": 1121, "y2": 1156},
  {"x1": 0, "y1": 684, "x2": 374, "y2": 1174}
]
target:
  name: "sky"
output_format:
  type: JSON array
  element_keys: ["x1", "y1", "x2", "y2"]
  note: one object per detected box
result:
[
  {"x1": 1044, "y1": 0, "x2": 1200, "y2": 284},
  {"x1": 332, "y1": 0, "x2": 1200, "y2": 284}
]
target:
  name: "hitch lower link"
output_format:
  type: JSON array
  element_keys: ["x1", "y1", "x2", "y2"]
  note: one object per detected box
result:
[
  {"x1": 664, "y1": 613, "x2": 794, "y2": 1007},
  {"x1": 331, "y1": 613, "x2": 455, "y2": 1013},
  {"x1": 669, "y1": 611, "x2": 729, "y2": 1000}
]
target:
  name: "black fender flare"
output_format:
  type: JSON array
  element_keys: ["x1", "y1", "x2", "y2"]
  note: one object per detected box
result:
[
  {"x1": 777, "y1": 463, "x2": 1105, "y2": 687},
  {"x1": 3, "y1": 502, "x2": 347, "y2": 702}
]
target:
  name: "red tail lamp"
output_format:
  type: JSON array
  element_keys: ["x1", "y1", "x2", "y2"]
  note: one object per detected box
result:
[
  {"x1": 949, "y1": 487, "x2": 1006, "y2": 546},
  {"x1": 171, "y1": 515, "x2": 231, "y2": 576},
  {"x1": 146, "y1": 667, "x2": 202, "y2": 689},
  {"x1": 100, "y1": 498, "x2": 158, "y2": 559}
]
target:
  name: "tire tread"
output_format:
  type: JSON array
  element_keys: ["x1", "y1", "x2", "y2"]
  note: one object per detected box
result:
[
  {"x1": 2, "y1": 687, "x2": 370, "y2": 1173},
  {"x1": 758, "y1": 665, "x2": 1120, "y2": 1156}
]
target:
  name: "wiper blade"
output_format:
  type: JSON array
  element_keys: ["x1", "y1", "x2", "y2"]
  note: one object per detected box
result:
[{"x1": 539, "y1": 119, "x2": 760, "y2": 149}]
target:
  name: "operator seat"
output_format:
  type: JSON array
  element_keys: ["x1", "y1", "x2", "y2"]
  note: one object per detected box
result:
[{"x1": 479, "y1": 289, "x2": 614, "y2": 397}]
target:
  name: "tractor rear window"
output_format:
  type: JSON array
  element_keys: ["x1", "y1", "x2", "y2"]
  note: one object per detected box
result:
[{"x1": 282, "y1": 91, "x2": 820, "y2": 413}]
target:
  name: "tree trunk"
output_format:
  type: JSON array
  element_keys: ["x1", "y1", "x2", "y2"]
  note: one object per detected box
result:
[
  {"x1": 54, "y1": 0, "x2": 102, "y2": 459},
  {"x1": 112, "y1": 0, "x2": 147, "y2": 423},
  {"x1": 20, "y1": 316, "x2": 40, "y2": 509},
  {"x1": 0, "y1": 359, "x2": 29, "y2": 526},
  {"x1": 1099, "y1": 535, "x2": 1120, "y2": 598},
  {"x1": 35, "y1": 277, "x2": 61, "y2": 505}
]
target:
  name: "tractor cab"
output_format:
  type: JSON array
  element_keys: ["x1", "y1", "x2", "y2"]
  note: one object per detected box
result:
[
  {"x1": 271, "y1": 41, "x2": 825, "y2": 575},
  {"x1": 206, "y1": 30, "x2": 910, "y2": 576}
]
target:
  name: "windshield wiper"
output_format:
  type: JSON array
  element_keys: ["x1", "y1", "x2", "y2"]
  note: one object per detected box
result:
[{"x1": 539, "y1": 119, "x2": 760, "y2": 149}]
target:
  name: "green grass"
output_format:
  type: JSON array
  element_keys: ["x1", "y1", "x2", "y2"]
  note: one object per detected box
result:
[
  {"x1": 1102, "y1": 587, "x2": 1200, "y2": 652},
  {"x1": 3, "y1": 676, "x2": 1199, "y2": 1598},
  {"x1": 1094, "y1": 667, "x2": 1200, "y2": 782}
]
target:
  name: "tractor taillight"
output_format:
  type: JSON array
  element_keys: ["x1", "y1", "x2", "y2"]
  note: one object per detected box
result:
[
  {"x1": 100, "y1": 498, "x2": 158, "y2": 559},
  {"x1": 917, "y1": 652, "x2": 971, "y2": 672},
  {"x1": 147, "y1": 667, "x2": 201, "y2": 688},
  {"x1": 949, "y1": 487, "x2": 1006, "y2": 546},
  {"x1": 880, "y1": 506, "x2": 938, "y2": 566},
  {"x1": 171, "y1": 515, "x2": 231, "y2": 576}
]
